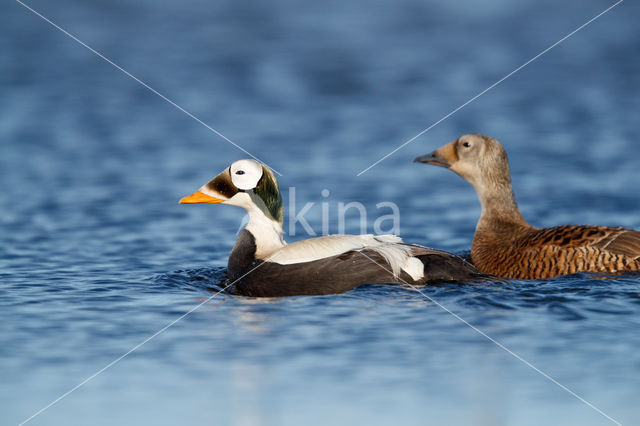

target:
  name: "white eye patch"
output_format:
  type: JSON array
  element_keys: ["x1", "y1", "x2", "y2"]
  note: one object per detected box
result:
[{"x1": 230, "y1": 159, "x2": 263, "y2": 190}]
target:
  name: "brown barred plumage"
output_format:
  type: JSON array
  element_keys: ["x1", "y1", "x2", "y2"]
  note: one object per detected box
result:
[{"x1": 415, "y1": 134, "x2": 640, "y2": 279}]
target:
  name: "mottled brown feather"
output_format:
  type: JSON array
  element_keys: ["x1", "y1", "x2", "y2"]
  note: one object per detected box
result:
[
  {"x1": 472, "y1": 227, "x2": 640, "y2": 280},
  {"x1": 471, "y1": 217, "x2": 640, "y2": 280}
]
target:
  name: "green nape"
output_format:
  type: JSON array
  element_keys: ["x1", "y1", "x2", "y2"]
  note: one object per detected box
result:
[{"x1": 251, "y1": 165, "x2": 284, "y2": 223}]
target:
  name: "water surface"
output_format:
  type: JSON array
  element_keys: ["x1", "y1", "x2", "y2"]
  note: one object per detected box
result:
[{"x1": 2, "y1": 0, "x2": 639, "y2": 425}]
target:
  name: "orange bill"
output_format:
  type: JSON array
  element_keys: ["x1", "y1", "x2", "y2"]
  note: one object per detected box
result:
[{"x1": 179, "y1": 191, "x2": 225, "y2": 204}]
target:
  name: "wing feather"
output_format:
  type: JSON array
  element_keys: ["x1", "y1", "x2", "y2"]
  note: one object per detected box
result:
[
  {"x1": 593, "y1": 229, "x2": 640, "y2": 259},
  {"x1": 521, "y1": 225, "x2": 640, "y2": 258}
]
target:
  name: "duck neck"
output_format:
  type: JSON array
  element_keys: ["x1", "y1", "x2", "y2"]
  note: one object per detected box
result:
[
  {"x1": 228, "y1": 208, "x2": 286, "y2": 277},
  {"x1": 472, "y1": 176, "x2": 529, "y2": 229},
  {"x1": 244, "y1": 207, "x2": 286, "y2": 260}
]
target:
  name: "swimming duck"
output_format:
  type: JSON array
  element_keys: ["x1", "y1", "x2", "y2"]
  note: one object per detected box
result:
[
  {"x1": 180, "y1": 159, "x2": 485, "y2": 297},
  {"x1": 415, "y1": 133, "x2": 640, "y2": 279}
]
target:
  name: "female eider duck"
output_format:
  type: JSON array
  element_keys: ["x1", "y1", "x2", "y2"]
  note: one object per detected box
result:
[
  {"x1": 415, "y1": 133, "x2": 640, "y2": 279},
  {"x1": 180, "y1": 159, "x2": 485, "y2": 297}
]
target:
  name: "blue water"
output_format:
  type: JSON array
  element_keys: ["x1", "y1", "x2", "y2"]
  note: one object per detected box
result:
[{"x1": 2, "y1": 0, "x2": 640, "y2": 424}]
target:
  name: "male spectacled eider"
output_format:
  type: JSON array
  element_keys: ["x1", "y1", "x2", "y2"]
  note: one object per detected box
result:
[
  {"x1": 180, "y1": 159, "x2": 486, "y2": 297},
  {"x1": 415, "y1": 133, "x2": 640, "y2": 279}
]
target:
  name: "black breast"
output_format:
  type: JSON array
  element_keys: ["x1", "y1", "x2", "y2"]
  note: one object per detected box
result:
[{"x1": 227, "y1": 230, "x2": 257, "y2": 278}]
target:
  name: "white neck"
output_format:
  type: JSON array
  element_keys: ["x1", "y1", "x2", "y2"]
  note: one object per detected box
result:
[{"x1": 244, "y1": 204, "x2": 286, "y2": 259}]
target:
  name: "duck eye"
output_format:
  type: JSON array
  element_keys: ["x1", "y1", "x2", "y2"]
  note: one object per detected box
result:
[{"x1": 236, "y1": 170, "x2": 245, "y2": 175}]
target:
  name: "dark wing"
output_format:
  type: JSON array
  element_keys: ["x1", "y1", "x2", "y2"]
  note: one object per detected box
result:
[
  {"x1": 523, "y1": 225, "x2": 640, "y2": 258},
  {"x1": 229, "y1": 249, "x2": 400, "y2": 297}
]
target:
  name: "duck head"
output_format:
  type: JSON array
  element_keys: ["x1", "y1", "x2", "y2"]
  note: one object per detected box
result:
[
  {"x1": 415, "y1": 134, "x2": 524, "y2": 222},
  {"x1": 414, "y1": 133, "x2": 511, "y2": 190},
  {"x1": 180, "y1": 159, "x2": 283, "y2": 225}
]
